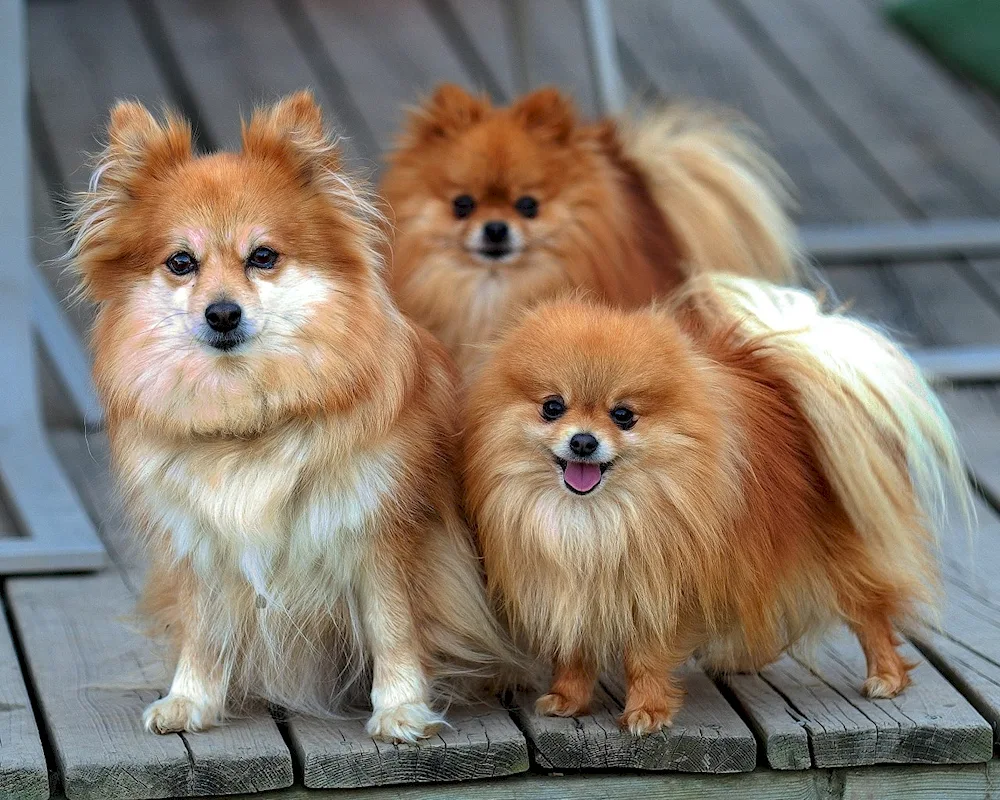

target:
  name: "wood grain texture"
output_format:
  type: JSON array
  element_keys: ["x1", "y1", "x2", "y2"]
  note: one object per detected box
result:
[
  {"x1": 0, "y1": 594, "x2": 49, "y2": 800},
  {"x1": 48, "y1": 430, "x2": 144, "y2": 589},
  {"x1": 218, "y1": 760, "x2": 1000, "y2": 799},
  {"x1": 730, "y1": 0, "x2": 1000, "y2": 217},
  {"x1": 611, "y1": 0, "x2": 902, "y2": 225},
  {"x1": 939, "y1": 387, "x2": 1000, "y2": 501},
  {"x1": 224, "y1": 768, "x2": 821, "y2": 800},
  {"x1": 911, "y1": 491, "x2": 1000, "y2": 749},
  {"x1": 143, "y1": 0, "x2": 366, "y2": 164},
  {"x1": 289, "y1": 705, "x2": 528, "y2": 789},
  {"x1": 742, "y1": 632, "x2": 991, "y2": 768},
  {"x1": 514, "y1": 665, "x2": 755, "y2": 773},
  {"x1": 839, "y1": 760, "x2": 1000, "y2": 800},
  {"x1": 443, "y1": 0, "x2": 600, "y2": 116},
  {"x1": 721, "y1": 672, "x2": 810, "y2": 769},
  {"x1": 821, "y1": 261, "x2": 1000, "y2": 351},
  {"x1": 295, "y1": 0, "x2": 474, "y2": 160},
  {"x1": 27, "y1": 0, "x2": 174, "y2": 194},
  {"x1": 6, "y1": 573, "x2": 292, "y2": 800}
]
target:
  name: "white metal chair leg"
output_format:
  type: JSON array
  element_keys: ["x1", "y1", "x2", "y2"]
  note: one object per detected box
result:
[
  {"x1": 29, "y1": 267, "x2": 102, "y2": 426},
  {"x1": 0, "y1": 0, "x2": 104, "y2": 574},
  {"x1": 801, "y1": 219, "x2": 1000, "y2": 264}
]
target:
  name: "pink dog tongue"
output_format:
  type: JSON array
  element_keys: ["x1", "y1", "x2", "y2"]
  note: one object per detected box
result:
[{"x1": 564, "y1": 461, "x2": 602, "y2": 493}]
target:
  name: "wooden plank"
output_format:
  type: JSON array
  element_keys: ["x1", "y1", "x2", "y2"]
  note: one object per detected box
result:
[
  {"x1": 821, "y1": 262, "x2": 1000, "y2": 351},
  {"x1": 514, "y1": 665, "x2": 755, "y2": 773},
  {"x1": 296, "y1": 0, "x2": 477, "y2": 159},
  {"x1": 223, "y1": 769, "x2": 823, "y2": 800},
  {"x1": 611, "y1": 0, "x2": 903, "y2": 224},
  {"x1": 142, "y1": 0, "x2": 368, "y2": 165},
  {"x1": 6, "y1": 573, "x2": 293, "y2": 800},
  {"x1": 969, "y1": 258, "x2": 1000, "y2": 299},
  {"x1": 288, "y1": 706, "x2": 528, "y2": 789},
  {"x1": 915, "y1": 394, "x2": 1000, "y2": 745},
  {"x1": 0, "y1": 593, "x2": 49, "y2": 800},
  {"x1": 721, "y1": 673, "x2": 810, "y2": 770},
  {"x1": 938, "y1": 388, "x2": 1000, "y2": 502},
  {"x1": 423, "y1": 0, "x2": 510, "y2": 102},
  {"x1": 735, "y1": 632, "x2": 991, "y2": 768},
  {"x1": 445, "y1": 0, "x2": 599, "y2": 116},
  {"x1": 28, "y1": 0, "x2": 175, "y2": 194},
  {"x1": 730, "y1": 0, "x2": 1000, "y2": 217},
  {"x1": 917, "y1": 581, "x2": 1000, "y2": 749},
  {"x1": 47, "y1": 430, "x2": 143, "y2": 589},
  {"x1": 839, "y1": 760, "x2": 1000, "y2": 800}
]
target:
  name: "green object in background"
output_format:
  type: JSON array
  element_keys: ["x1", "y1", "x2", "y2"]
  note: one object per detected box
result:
[{"x1": 888, "y1": 0, "x2": 1000, "y2": 93}]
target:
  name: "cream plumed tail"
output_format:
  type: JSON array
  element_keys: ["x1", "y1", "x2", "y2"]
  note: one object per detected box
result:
[
  {"x1": 618, "y1": 105, "x2": 801, "y2": 283},
  {"x1": 702, "y1": 275, "x2": 971, "y2": 605}
]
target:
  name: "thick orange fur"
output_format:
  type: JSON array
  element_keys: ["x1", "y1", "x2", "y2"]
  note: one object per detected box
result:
[
  {"x1": 382, "y1": 85, "x2": 799, "y2": 374},
  {"x1": 462, "y1": 280, "x2": 968, "y2": 735},
  {"x1": 68, "y1": 92, "x2": 519, "y2": 742}
]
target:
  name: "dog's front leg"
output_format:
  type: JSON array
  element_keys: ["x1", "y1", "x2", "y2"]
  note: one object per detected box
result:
[
  {"x1": 358, "y1": 556, "x2": 443, "y2": 743},
  {"x1": 143, "y1": 636, "x2": 228, "y2": 734}
]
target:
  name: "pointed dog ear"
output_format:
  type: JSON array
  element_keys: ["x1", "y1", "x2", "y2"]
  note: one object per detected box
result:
[
  {"x1": 404, "y1": 84, "x2": 490, "y2": 144},
  {"x1": 102, "y1": 100, "x2": 193, "y2": 193},
  {"x1": 242, "y1": 90, "x2": 343, "y2": 181},
  {"x1": 510, "y1": 88, "x2": 576, "y2": 144}
]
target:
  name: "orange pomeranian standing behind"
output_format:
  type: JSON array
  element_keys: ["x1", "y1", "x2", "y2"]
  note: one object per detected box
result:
[
  {"x1": 462, "y1": 276, "x2": 969, "y2": 735},
  {"x1": 382, "y1": 84, "x2": 800, "y2": 374},
  {"x1": 68, "y1": 92, "x2": 518, "y2": 742}
]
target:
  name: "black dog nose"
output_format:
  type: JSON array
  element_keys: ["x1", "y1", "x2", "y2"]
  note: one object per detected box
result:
[
  {"x1": 205, "y1": 301, "x2": 242, "y2": 333},
  {"x1": 569, "y1": 433, "x2": 599, "y2": 457},
  {"x1": 483, "y1": 221, "x2": 509, "y2": 244}
]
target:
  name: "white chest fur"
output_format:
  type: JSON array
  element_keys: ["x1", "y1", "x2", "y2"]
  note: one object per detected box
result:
[{"x1": 119, "y1": 423, "x2": 399, "y2": 602}]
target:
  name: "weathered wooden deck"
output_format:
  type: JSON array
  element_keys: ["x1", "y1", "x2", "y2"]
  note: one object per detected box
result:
[{"x1": 5, "y1": 0, "x2": 1000, "y2": 797}]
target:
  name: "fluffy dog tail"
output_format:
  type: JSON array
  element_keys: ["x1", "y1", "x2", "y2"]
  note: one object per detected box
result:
[
  {"x1": 699, "y1": 275, "x2": 971, "y2": 608},
  {"x1": 619, "y1": 106, "x2": 801, "y2": 284},
  {"x1": 421, "y1": 515, "x2": 537, "y2": 699}
]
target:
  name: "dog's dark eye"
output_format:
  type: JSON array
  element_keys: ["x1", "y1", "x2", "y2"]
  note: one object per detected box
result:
[
  {"x1": 247, "y1": 246, "x2": 279, "y2": 270},
  {"x1": 453, "y1": 194, "x2": 476, "y2": 219},
  {"x1": 514, "y1": 196, "x2": 539, "y2": 219},
  {"x1": 165, "y1": 251, "x2": 197, "y2": 276},
  {"x1": 610, "y1": 406, "x2": 636, "y2": 430},
  {"x1": 541, "y1": 396, "x2": 566, "y2": 421}
]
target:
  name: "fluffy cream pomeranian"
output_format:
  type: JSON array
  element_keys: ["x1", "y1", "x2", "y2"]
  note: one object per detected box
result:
[
  {"x1": 68, "y1": 92, "x2": 517, "y2": 742},
  {"x1": 382, "y1": 84, "x2": 800, "y2": 374},
  {"x1": 462, "y1": 275, "x2": 969, "y2": 735}
]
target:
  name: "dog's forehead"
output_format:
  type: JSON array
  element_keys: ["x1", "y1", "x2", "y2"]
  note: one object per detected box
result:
[
  {"x1": 170, "y1": 223, "x2": 267, "y2": 255},
  {"x1": 450, "y1": 119, "x2": 562, "y2": 190}
]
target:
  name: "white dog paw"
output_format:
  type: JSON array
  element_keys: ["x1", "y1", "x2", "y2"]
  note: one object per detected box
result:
[
  {"x1": 143, "y1": 693, "x2": 222, "y2": 734},
  {"x1": 366, "y1": 701, "x2": 444, "y2": 743}
]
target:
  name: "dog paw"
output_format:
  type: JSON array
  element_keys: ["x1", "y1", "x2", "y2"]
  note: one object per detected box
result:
[
  {"x1": 862, "y1": 671, "x2": 911, "y2": 699},
  {"x1": 535, "y1": 691, "x2": 590, "y2": 718},
  {"x1": 619, "y1": 706, "x2": 675, "y2": 736},
  {"x1": 143, "y1": 693, "x2": 222, "y2": 734},
  {"x1": 366, "y1": 702, "x2": 443, "y2": 743}
]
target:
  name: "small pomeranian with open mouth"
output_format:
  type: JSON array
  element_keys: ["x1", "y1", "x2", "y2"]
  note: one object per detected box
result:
[
  {"x1": 382, "y1": 84, "x2": 799, "y2": 374},
  {"x1": 462, "y1": 276, "x2": 968, "y2": 735},
  {"x1": 68, "y1": 92, "x2": 517, "y2": 742}
]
